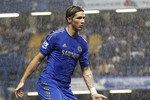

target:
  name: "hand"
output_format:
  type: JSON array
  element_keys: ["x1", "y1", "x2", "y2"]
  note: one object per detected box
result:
[
  {"x1": 92, "y1": 93, "x2": 107, "y2": 100},
  {"x1": 15, "y1": 81, "x2": 24, "y2": 98}
]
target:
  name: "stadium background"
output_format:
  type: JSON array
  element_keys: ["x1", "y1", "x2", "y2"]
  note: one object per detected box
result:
[{"x1": 0, "y1": 0, "x2": 150, "y2": 100}]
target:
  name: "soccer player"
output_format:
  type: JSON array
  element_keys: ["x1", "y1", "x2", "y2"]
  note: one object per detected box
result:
[{"x1": 15, "y1": 5, "x2": 107, "y2": 100}]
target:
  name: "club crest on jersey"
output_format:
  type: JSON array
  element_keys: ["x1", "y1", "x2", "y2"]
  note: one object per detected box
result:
[
  {"x1": 42, "y1": 41, "x2": 49, "y2": 49},
  {"x1": 78, "y1": 46, "x2": 82, "y2": 53}
]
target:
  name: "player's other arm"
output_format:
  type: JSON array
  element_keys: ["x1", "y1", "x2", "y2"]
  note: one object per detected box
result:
[
  {"x1": 82, "y1": 67, "x2": 107, "y2": 100},
  {"x1": 15, "y1": 52, "x2": 45, "y2": 98}
]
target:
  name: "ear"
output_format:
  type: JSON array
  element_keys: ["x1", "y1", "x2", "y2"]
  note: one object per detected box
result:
[{"x1": 67, "y1": 17, "x2": 72, "y2": 24}]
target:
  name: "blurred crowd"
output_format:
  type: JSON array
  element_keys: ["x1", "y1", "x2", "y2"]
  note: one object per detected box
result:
[
  {"x1": 89, "y1": 26, "x2": 150, "y2": 76},
  {"x1": 0, "y1": 12, "x2": 150, "y2": 80},
  {"x1": 0, "y1": 25, "x2": 31, "y2": 55}
]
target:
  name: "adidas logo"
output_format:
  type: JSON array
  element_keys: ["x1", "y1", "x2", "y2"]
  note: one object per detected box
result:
[{"x1": 62, "y1": 43, "x2": 67, "y2": 47}]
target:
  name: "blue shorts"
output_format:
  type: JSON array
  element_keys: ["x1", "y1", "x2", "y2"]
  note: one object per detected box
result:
[{"x1": 37, "y1": 79, "x2": 77, "y2": 100}]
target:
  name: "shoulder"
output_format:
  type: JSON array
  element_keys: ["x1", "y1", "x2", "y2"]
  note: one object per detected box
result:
[
  {"x1": 78, "y1": 34, "x2": 88, "y2": 45},
  {"x1": 47, "y1": 28, "x2": 65, "y2": 40},
  {"x1": 77, "y1": 34, "x2": 88, "y2": 52}
]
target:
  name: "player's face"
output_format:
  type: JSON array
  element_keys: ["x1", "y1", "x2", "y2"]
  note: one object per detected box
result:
[{"x1": 71, "y1": 11, "x2": 85, "y2": 31}]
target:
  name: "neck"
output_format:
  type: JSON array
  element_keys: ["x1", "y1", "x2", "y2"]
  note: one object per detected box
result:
[{"x1": 66, "y1": 25, "x2": 78, "y2": 37}]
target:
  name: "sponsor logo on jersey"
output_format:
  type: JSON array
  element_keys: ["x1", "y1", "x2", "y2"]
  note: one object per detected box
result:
[
  {"x1": 42, "y1": 41, "x2": 49, "y2": 49},
  {"x1": 62, "y1": 50, "x2": 79, "y2": 59}
]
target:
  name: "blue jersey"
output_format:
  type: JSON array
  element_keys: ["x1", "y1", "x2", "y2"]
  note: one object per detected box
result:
[{"x1": 39, "y1": 28, "x2": 89, "y2": 86}]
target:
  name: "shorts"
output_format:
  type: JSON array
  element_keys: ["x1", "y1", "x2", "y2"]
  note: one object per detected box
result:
[{"x1": 37, "y1": 79, "x2": 77, "y2": 100}]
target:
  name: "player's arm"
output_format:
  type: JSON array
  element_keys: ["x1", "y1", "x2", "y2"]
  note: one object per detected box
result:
[
  {"x1": 82, "y1": 67, "x2": 107, "y2": 100},
  {"x1": 15, "y1": 52, "x2": 45, "y2": 98},
  {"x1": 20, "y1": 52, "x2": 44, "y2": 82}
]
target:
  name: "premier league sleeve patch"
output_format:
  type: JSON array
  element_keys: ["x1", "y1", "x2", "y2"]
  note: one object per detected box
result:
[{"x1": 42, "y1": 40, "x2": 49, "y2": 49}]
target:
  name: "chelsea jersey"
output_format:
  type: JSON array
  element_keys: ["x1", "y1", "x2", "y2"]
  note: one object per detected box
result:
[{"x1": 39, "y1": 28, "x2": 89, "y2": 86}]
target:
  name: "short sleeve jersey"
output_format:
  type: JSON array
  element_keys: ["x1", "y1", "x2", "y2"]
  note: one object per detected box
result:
[{"x1": 39, "y1": 28, "x2": 89, "y2": 84}]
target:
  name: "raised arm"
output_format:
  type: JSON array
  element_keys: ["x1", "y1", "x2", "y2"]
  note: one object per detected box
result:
[
  {"x1": 82, "y1": 67, "x2": 107, "y2": 100},
  {"x1": 15, "y1": 52, "x2": 45, "y2": 98}
]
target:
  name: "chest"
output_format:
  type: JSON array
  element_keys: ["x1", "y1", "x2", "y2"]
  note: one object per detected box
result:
[{"x1": 56, "y1": 37, "x2": 83, "y2": 58}]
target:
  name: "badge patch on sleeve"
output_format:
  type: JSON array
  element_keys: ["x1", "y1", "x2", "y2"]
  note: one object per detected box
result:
[{"x1": 42, "y1": 41, "x2": 49, "y2": 49}]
